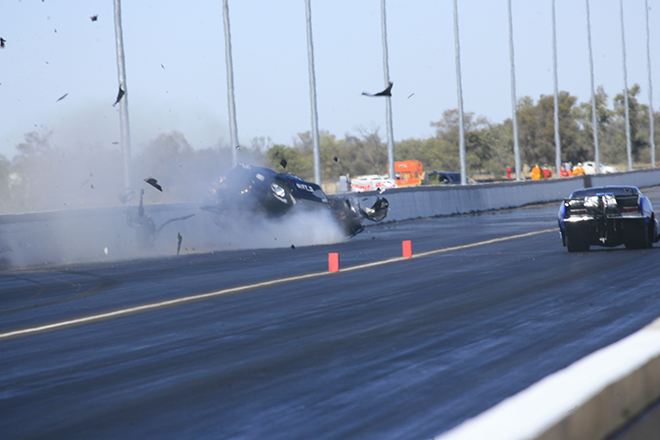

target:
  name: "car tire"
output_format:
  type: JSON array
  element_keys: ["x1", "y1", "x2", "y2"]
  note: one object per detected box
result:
[
  {"x1": 624, "y1": 222, "x2": 649, "y2": 250},
  {"x1": 566, "y1": 233, "x2": 589, "y2": 253},
  {"x1": 647, "y1": 216, "x2": 655, "y2": 249}
]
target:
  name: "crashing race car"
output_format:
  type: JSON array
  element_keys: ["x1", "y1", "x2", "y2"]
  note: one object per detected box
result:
[
  {"x1": 558, "y1": 186, "x2": 659, "y2": 252},
  {"x1": 203, "y1": 163, "x2": 389, "y2": 237}
]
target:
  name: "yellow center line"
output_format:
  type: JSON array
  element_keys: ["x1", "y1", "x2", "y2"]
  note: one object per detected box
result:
[{"x1": 0, "y1": 228, "x2": 557, "y2": 340}]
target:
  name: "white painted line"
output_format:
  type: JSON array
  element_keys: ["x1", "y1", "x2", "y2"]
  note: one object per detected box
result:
[{"x1": 0, "y1": 228, "x2": 556, "y2": 340}]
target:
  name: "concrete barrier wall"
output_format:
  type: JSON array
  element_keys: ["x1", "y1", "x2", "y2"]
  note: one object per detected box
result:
[
  {"x1": 436, "y1": 316, "x2": 660, "y2": 440},
  {"x1": 2, "y1": 169, "x2": 660, "y2": 269},
  {"x1": 377, "y1": 168, "x2": 660, "y2": 223}
]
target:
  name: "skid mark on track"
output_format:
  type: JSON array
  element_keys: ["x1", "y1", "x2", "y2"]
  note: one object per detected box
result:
[
  {"x1": 0, "y1": 270, "x2": 121, "y2": 316},
  {"x1": 0, "y1": 228, "x2": 557, "y2": 340}
]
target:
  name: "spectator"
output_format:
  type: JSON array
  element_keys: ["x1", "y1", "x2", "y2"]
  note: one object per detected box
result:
[
  {"x1": 573, "y1": 163, "x2": 586, "y2": 176},
  {"x1": 531, "y1": 163, "x2": 543, "y2": 180},
  {"x1": 542, "y1": 165, "x2": 552, "y2": 179}
]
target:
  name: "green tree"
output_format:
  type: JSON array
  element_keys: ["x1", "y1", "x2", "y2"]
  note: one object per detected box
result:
[
  {"x1": 614, "y1": 84, "x2": 650, "y2": 162},
  {"x1": 572, "y1": 86, "x2": 615, "y2": 163}
]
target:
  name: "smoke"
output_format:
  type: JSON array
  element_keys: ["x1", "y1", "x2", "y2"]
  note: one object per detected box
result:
[
  {"x1": 153, "y1": 206, "x2": 347, "y2": 255},
  {"x1": 0, "y1": 198, "x2": 347, "y2": 271},
  {"x1": 0, "y1": 131, "x2": 349, "y2": 270}
]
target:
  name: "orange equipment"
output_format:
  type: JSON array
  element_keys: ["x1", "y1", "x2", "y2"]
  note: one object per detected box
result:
[{"x1": 392, "y1": 160, "x2": 424, "y2": 186}]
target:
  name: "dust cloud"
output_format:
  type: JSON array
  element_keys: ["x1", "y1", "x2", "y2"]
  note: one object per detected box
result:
[{"x1": 0, "y1": 129, "x2": 348, "y2": 270}]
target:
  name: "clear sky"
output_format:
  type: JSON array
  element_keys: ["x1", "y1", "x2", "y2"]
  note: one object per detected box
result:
[{"x1": 1, "y1": 0, "x2": 658, "y2": 160}]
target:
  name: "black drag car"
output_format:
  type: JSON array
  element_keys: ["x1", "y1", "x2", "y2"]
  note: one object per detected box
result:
[
  {"x1": 203, "y1": 163, "x2": 389, "y2": 237},
  {"x1": 558, "y1": 186, "x2": 659, "y2": 252}
]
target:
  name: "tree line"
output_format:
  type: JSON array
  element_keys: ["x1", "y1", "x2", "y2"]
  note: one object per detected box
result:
[{"x1": 0, "y1": 85, "x2": 658, "y2": 213}]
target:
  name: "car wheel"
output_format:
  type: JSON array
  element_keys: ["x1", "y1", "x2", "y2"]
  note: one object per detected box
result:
[
  {"x1": 624, "y1": 222, "x2": 649, "y2": 249},
  {"x1": 647, "y1": 216, "x2": 655, "y2": 249},
  {"x1": 566, "y1": 233, "x2": 589, "y2": 253}
]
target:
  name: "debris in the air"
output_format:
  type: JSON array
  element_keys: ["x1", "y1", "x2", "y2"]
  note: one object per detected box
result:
[
  {"x1": 362, "y1": 81, "x2": 393, "y2": 97},
  {"x1": 407, "y1": 93, "x2": 415, "y2": 99},
  {"x1": 235, "y1": 145, "x2": 241, "y2": 150},
  {"x1": 177, "y1": 232, "x2": 182, "y2": 255},
  {"x1": 333, "y1": 156, "x2": 339, "y2": 162},
  {"x1": 90, "y1": 15, "x2": 98, "y2": 22},
  {"x1": 113, "y1": 86, "x2": 125, "y2": 107},
  {"x1": 144, "y1": 177, "x2": 162, "y2": 192},
  {"x1": 112, "y1": 141, "x2": 119, "y2": 145},
  {"x1": 0, "y1": 38, "x2": 6, "y2": 49},
  {"x1": 161, "y1": 64, "x2": 164, "y2": 69},
  {"x1": 56, "y1": 93, "x2": 68, "y2": 102},
  {"x1": 280, "y1": 159, "x2": 287, "y2": 169},
  {"x1": 104, "y1": 247, "x2": 108, "y2": 255}
]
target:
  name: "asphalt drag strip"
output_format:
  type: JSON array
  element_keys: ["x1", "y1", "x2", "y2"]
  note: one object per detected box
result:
[{"x1": 0, "y1": 228, "x2": 557, "y2": 340}]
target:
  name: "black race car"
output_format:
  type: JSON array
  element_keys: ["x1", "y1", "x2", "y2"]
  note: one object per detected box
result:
[
  {"x1": 558, "y1": 186, "x2": 659, "y2": 252},
  {"x1": 203, "y1": 164, "x2": 388, "y2": 237}
]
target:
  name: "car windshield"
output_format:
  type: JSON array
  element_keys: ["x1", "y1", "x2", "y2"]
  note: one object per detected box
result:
[
  {"x1": 429, "y1": 172, "x2": 461, "y2": 184},
  {"x1": 570, "y1": 187, "x2": 638, "y2": 198}
]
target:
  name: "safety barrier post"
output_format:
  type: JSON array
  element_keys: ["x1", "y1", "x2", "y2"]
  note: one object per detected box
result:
[
  {"x1": 402, "y1": 240, "x2": 412, "y2": 258},
  {"x1": 328, "y1": 253, "x2": 339, "y2": 272}
]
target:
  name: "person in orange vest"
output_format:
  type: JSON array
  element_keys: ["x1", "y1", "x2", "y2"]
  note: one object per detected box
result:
[
  {"x1": 573, "y1": 163, "x2": 586, "y2": 176},
  {"x1": 531, "y1": 163, "x2": 543, "y2": 180}
]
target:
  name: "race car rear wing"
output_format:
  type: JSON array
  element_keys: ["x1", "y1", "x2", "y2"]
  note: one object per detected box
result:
[{"x1": 563, "y1": 194, "x2": 640, "y2": 218}]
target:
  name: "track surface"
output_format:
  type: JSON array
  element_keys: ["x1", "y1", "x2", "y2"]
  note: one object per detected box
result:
[{"x1": 2, "y1": 191, "x2": 660, "y2": 439}]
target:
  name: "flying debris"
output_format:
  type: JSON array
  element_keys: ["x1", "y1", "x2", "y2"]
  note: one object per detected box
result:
[
  {"x1": 362, "y1": 81, "x2": 393, "y2": 97},
  {"x1": 113, "y1": 86, "x2": 125, "y2": 107},
  {"x1": 177, "y1": 232, "x2": 182, "y2": 255},
  {"x1": 407, "y1": 93, "x2": 415, "y2": 99},
  {"x1": 291, "y1": 244, "x2": 295, "y2": 249},
  {"x1": 1, "y1": 38, "x2": 6, "y2": 49},
  {"x1": 235, "y1": 145, "x2": 241, "y2": 150},
  {"x1": 112, "y1": 141, "x2": 119, "y2": 145},
  {"x1": 90, "y1": 15, "x2": 98, "y2": 22},
  {"x1": 56, "y1": 93, "x2": 68, "y2": 102},
  {"x1": 333, "y1": 156, "x2": 339, "y2": 162},
  {"x1": 144, "y1": 177, "x2": 162, "y2": 192},
  {"x1": 279, "y1": 159, "x2": 287, "y2": 169}
]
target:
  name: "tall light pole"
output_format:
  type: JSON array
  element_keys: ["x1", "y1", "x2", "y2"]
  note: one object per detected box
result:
[
  {"x1": 305, "y1": 0, "x2": 321, "y2": 184},
  {"x1": 586, "y1": 0, "x2": 600, "y2": 172},
  {"x1": 223, "y1": 0, "x2": 239, "y2": 167},
  {"x1": 453, "y1": 0, "x2": 466, "y2": 185},
  {"x1": 645, "y1": 0, "x2": 655, "y2": 168},
  {"x1": 552, "y1": 0, "x2": 562, "y2": 176},
  {"x1": 508, "y1": 0, "x2": 521, "y2": 181},
  {"x1": 620, "y1": 0, "x2": 632, "y2": 171},
  {"x1": 381, "y1": 0, "x2": 395, "y2": 181},
  {"x1": 112, "y1": 0, "x2": 132, "y2": 189}
]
